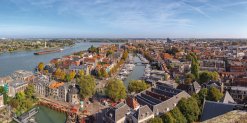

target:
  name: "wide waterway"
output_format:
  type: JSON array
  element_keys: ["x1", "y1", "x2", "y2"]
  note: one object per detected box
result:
[{"x1": 0, "y1": 42, "x2": 115, "y2": 77}]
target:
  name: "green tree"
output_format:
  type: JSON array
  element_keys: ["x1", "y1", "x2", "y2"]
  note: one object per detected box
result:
[
  {"x1": 0, "y1": 86, "x2": 9, "y2": 104},
  {"x1": 128, "y1": 80, "x2": 149, "y2": 93},
  {"x1": 77, "y1": 75, "x2": 96, "y2": 99},
  {"x1": 106, "y1": 50, "x2": 113, "y2": 57},
  {"x1": 122, "y1": 50, "x2": 129, "y2": 60},
  {"x1": 16, "y1": 92, "x2": 26, "y2": 101},
  {"x1": 199, "y1": 71, "x2": 219, "y2": 84},
  {"x1": 207, "y1": 87, "x2": 223, "y2": 102},
  {"x1": 199, "y1": 71, "x2": 212, "y2": 83},
  {"x1": 211, "y1": 71, "x2": 219, "y2": 81},
  {"x1": 78, "y1": 70, "x2": 85, "y2": 77},
  {"x1": 178, "y1": 97, "x2": 200, "y2": 123},
  {"x1": 105, "y1": 78, "x2": 127, "y2": 102},
  {"x1": 193, "y1": 88, "x2": 208, "y2": 108},
  {"x1": 38, "y1": 62, "x2": 44, "y2": 71},
  {"x1": 24, "y1": 84, "x2": 35, "y2": 99},
  {"x1": 190, "y1": 53, "x2": 199, "y2": 80},
  {"x1": 88, "y1": 45, "x2": 97, "y2": 53},
  {"x1": 65, "y1": 74, "x2": 71, "y2": 82},
  {"x1": 101, "y1": 68, "x2": 108, "y2": 78},
  {"x1": 184, "y1": 74, "x2": 195, "y2": 84},
  {"x1": 148, "y1": 117, "x2": 163, "y2": 123},
  {"x1": 170, "y1": 107, "x2": 187, "y2": 123},
  {"x1": 69, "y1": 71, "x2": 76, "y2": 80},
  {"x1": 161, "y1": 112, "x2": 175, "y2": 123}
]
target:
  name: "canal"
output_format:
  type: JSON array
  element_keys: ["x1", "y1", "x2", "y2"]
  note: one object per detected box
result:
[{"x1": 124, "y1": 54, "x2": 145, "y2": 87}]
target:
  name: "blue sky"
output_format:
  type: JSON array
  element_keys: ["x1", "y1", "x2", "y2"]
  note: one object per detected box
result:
[{"x1": 0, "y1": 0, "x2": 247, "y2": 38}]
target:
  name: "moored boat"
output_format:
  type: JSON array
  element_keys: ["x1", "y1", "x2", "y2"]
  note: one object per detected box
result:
[{"x1": 34, "y1": 49, "x2": 63, "y2": 55}]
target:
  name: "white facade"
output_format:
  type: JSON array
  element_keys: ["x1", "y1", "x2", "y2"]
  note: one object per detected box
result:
[{"x1": 0, "y1": 94, "x2": 4, "y2": 107}]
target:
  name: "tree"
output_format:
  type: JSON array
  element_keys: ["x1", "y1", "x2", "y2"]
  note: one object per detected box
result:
[
  {"x1": 101, "y1": 68, "x2": 108, "y2": 78},
  {"x1": 78, "y1": 70, "x2": 85, "y2": 77},
  {"x1": 184, "y1": 74, "x2": 195, "y2": 84},
  {"x1": 166, "y1": 47, "x2": 179, "y2": 55},
  {"x1": 199, "y1": 71, "x2": 212, "y2": 83},
  {"x1": 16, "y1": 92, "x2": 26, "y2": 101},
  {"x1": 170, "y1": 107, "x2": 187, "y2": 123},
  {"x1": 77, "y1": 75, "x2": 96, "y2": 99},
  {"x1": 148, "y1": 117, "x2": 163, "y2": 123},
  {"x1": 65, "y1": 74, "x2": 71, "y2": 82},
  {"x1": 122, "y1": 50, "x2": 128, "y2": 60},
  {"x1": 178, "y1": 97, "x2": 200, "y2": 123},
  {"x1": 193, "y1": 88, "x2": 208, "y2": 109},
  {"x1": 161, "y1": 112, "x2": 175, "y2": 123},
  {"x1": 69, "y1": 71, "x2": 76, "y2": 80},
  {"x1": 88, "y1": 45, "x2": 97, "y2": 53},
  {"x1": 190, "y1": 53, "x2": 199, "y2": 80},
  {"x1": 207, "y1": 87, "x2": 223, "y2": 102},
  {"x1": 106, "y1": 50, "x2": 113, "y2": 57},
  {"x1": 105, "y1": 78, "x2": 127, "y2": 102},
  {"x1": 128, "y1": 80, "x2": 149, "y2": 93},
  {"x1": 24, "y1": 84, "x2": 35, "y2": 99},
  {"x1": 38, "y1": 62, "x2": 44, "y2": 72},
  {"x1": 211, "y1": 71, "x2": 219, "y2": 81},
  {"x1": 199, "y1": 71, "x2": 219, "y2": 84},
  {"x1": 0, "y1": 86, "x2": 8, "y2": 104}
]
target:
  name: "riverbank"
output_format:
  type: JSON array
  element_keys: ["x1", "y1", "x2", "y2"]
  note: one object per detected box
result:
[{"x1": 0, "y1": 40, "x2": 75, "y2": 53}]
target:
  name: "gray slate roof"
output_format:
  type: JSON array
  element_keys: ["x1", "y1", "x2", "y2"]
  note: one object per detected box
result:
[
  {"x1": 133, "y1": 105, "x2": 153, "y2": 120},
  {"x1": 200, "y1": 100, "x2": 240, "y2": 122},
  {"x1": 105, "y1": 102, "x2": 130, "y2": 122}
]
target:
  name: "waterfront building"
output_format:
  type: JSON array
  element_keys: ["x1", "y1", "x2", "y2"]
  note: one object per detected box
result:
[
  {"x1": 8, "y1": 81, "x2": 28, "y2": 97},
  {"x1": 48, "y1": 81, "x2": 65, "y2": 100},
  {"x1": 34, "y1": 75, "x2": 50, "y2": 97},
  {"x1": 67, "y1": 84, "x2": 80, "y2": 104},
  {"x1": 10, "y1": 70, "x2": 34, "y2": 82}
]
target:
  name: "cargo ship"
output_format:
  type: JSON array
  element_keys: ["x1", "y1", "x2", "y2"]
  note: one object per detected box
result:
[{"x1": 34, "y1": 48, "x2": 63, "y2": 55}]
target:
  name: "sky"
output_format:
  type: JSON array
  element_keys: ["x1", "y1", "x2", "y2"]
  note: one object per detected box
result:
[{"x1": 0, "y1": 0, "x2": 247, "y2": 38}]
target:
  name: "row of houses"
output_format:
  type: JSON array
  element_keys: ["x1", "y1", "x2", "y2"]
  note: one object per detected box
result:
[
  {"x1": 33, "y1": 75, "x2": 81, "y2": 104},
  {"x1": 48, "y1": 44, "x2": 123, "y2": 77}
]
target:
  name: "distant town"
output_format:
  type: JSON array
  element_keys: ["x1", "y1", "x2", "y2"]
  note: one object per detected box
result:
[{"x1": 1, "y1": 38, "x2": 247, "y2": 123}]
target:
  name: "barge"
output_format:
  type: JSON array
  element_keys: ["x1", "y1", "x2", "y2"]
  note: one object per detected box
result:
[{"x1": 34, "y1": 49, "x2": 63, "y2": 55}]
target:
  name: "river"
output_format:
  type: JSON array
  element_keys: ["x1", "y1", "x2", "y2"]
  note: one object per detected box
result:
[{"x1": 0, "y1": 42, "x2": 115, "y2": 77}]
